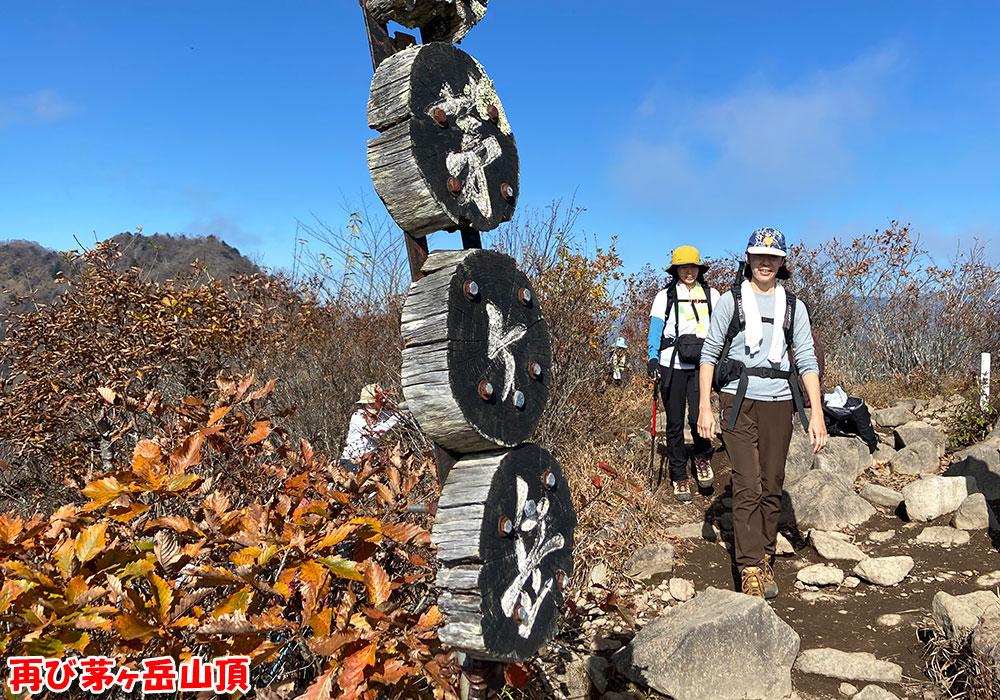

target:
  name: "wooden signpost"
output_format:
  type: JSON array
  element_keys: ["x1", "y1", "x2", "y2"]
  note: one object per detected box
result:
[{"x1": 360, "y1": 2, "x2": 576, "y2": 695}]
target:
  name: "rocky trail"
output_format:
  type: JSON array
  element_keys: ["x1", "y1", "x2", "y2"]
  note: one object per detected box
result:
[{"x1": 534, "y1": 396, "x2": 1000, "y2": 700}]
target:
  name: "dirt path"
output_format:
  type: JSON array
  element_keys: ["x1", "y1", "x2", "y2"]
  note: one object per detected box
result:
[{"x1": 651, "y1": 444, "x2": 999, "y2": 699}]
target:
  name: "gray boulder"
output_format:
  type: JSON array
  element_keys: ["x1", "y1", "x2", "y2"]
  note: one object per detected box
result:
[
  {"x1": 901, "y1": 475, "x2": 976, "y2": 521},
  {"x1": 893, "y1": 420, "x2": 946, "y2": 457},
  {"x1": 781, "y1": 470, "x2": 876, "y2": 532},
  {"x1": 989, "y1": 419, "x2": 1000, "y2": 441},
  {"x1": 666, "y1": 521, "x2": 720, "y2": 541},
  {"x1": 871, "y1": 443, "x2": 897, "y2": 464},
  {"x1": 810, "y1": 530, "x2": 866, "y2": 561},
  {"x1": 794, "y1": 648, "x2": 903, "y2": 683},
  {"x1": 797, "y1": 564, "x2": 845, "y2": 586},
  {"x1": 914, "y1": 526, "x2": 971, "y2": 546},
  {"x1": 871, "y1": 406, "x2": 914, "y2": 429},
  {"x1": 888, "y1": 440, "x2": 939, "y2": 475},
  {"x1": 891, "y1": 397, "x2": 924, "y2": 412},
  {"x1": 976, "y1": 571, "x2": 1000, "y2": 588},
  {"x1": 859, "y1": 483, "x2": 904, "y2": 510},
  {"x1": 972, "y1": 608, "x2": 1000, "y2": 670},
  {"x1": 669, "y1": 577, "x2": 696, "y2": 602},
  {"x1": 814, "y1": 436, "x2": 871, "y2": 483},
  {"x1": 853, "y1": 556, "x2": 914, "y2": 586},
  {"x1": 932, "y1": 590, "x2": 1000, "y2": 641},
  {"x1": 953, "y1": 492, "x2": 1000, "y2": 530},
  {"x1": 947, "y1": 438, "x2": 1000, "y2": 499},
  {"x1": 776, "y1": 532, "x2": 795, "y2": 555},
  {"x1": 854, "y1": 686, "x2": 899, "y2": 700},
  {"x1": 786, "y1": 427, "x2": 816, "y2": 485},
  {"x1": 624, "y1": 542, "x2": 674, "y2": 584},
  {"x1": 613, "y1": 587, "x2": 799, "y2": 700}
]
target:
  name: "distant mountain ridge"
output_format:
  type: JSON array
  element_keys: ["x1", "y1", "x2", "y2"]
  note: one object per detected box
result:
[{"x1": 1, "y1": 233, "x2": 261, "y2": 307}]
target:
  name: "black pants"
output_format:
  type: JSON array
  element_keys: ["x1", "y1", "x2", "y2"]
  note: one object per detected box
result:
[{"x1": 659, "y1": 367, "x2": 711, "y2": 482}]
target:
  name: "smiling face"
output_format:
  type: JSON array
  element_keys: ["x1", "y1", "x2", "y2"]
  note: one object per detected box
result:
[
  {"x1": 676, "y1": 263, "x2": 700, "y2": 287},
  {"x1": 748, "y1": 253, "x2": 784, "y2": 287}
]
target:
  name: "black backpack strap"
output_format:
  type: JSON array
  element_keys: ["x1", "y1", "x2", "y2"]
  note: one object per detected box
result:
[{"x1": 782, "y1": 292, "x2": 809, "y2": 432}]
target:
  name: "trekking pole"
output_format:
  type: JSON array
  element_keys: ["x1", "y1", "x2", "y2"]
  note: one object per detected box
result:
[{"x1": 648, "y1": 381, "x2": 658, "y2": 490}]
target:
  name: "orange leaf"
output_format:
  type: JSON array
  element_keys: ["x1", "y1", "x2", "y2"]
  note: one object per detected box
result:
[
  {"x1": 243, "y1": 420, "x2": 272, "y2": 445},
  {"x1": 305, "y1": 631, "x2": 359, "y2": 657},
  {"x1": 114, "y1": 610, "x2": 158, "y2": 641},
  {"x1": 149, "y1": 574, "x2": 175, "y2": 625},
  {"x1": 381, "y1": 522, "x2": 430, "y2": 546},
  {"x1": 144, "y1": 516, "x2": 202, "y2": 536},
  {"x1": 234, "y1": 372, "x2": 256, "y2": 402},
  {"x1": 0, "y1": 580, "x2": 36, "y2": 615},
  {"x1": 0, "y1": 513, "x2": 23, "y2": 544},
  {"x1": 212, "y1": 587, "x2": 252, "y2": 619},
  {"x1": 132, "y1": 440, "x2": 164, "y2": 488},
  {"x1": 81, "y1": 477, "x2": 126, "y2": 509},
  {"x1": 298, "y1": 669, "x2": 333, "y2": 700},
  {"x1": 315, "y1": 522, "x2": 358, "y2": 550},
  {"x1": 247, "y1": 378, "x2": 277, "y2": 401},
  {"x1": 300, "y1": 438, "x2": 315, "y2": 467},
  {"x1": 207, "y1": 405, "x2": 231, "y2": 426},
  {"x1": 338, "y1": 643, "x2": 376, "y2": 694},
  {"x1": 590, "y1": 474, "x2": 603, "y2": 489},
  {"x1": 363, "y1": 562, "x2": 391, "y2": 608},
  {"x1": 74, "y1": 523, "x2": 108, "y2": 564},
  {"x1": 170, "y1": 432, "x2": 204, "y2": 471},
  {"x1": 347, "y1": 517, "x2": 381, "y2": 543},
  {"x1": 414, "y1": 605, "x2": 442, "y2": 632}
]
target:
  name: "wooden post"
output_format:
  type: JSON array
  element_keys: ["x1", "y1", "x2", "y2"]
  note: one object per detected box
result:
[
  {"x1": 367, "y1": 42, "x2": 519, "y2": 238},
  {"x1": 432, "y1": 444, "x2": 575, "y2": 662},
  {"x1": 364, "y1": 0, "x2": 489, "y2": 44},
  {"x1": 401, "y1": 249, "x2": 551, "y2": 452},
  {"x1": 982, "y1": 352, "x2": 992, "y2": 412}
]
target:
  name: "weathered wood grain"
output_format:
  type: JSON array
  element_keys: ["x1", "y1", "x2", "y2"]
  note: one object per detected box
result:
[
  {"x1": 431, "y1": 445, "x2": 576, "y2": 661},
  {"x1": 367, "y1": 42, "x2": 518, "y2": 237},
  {"x1": 365, "y1": 0, "x2": 489, "y2": 44},
  {"x1": 401, "y1": 249, "x2": 550, "y2": 452}
]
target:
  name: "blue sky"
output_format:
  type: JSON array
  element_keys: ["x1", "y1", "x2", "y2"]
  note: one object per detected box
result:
[{"x1": 2, "y1": 1, "x2": 998, "y2": 276}]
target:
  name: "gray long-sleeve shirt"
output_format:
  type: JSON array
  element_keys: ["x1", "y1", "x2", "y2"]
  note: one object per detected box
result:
[{"x1": 700, "y1": 288, "x2": 819, "y2": 401}]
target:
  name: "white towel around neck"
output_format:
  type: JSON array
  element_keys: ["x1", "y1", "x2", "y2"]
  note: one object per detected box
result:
[{"x1": 741, "y1": 280, "x2": 787, "y2": 363}]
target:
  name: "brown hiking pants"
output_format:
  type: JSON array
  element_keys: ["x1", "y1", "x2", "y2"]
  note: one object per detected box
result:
[{"x1": 719, "y1": 393, "x2": 794, "y2": 568}]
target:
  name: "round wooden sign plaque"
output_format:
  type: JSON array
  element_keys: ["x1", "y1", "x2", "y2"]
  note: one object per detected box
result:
[
  {"x1": 401, "y1": 249, "x2": 550, "y2": 453},
  {"x1": 367, "y1": 42, "x2": 519, "y2": 237},
  {"x1": 432, "y1": 444, "x2": 576, "y2": 661}
]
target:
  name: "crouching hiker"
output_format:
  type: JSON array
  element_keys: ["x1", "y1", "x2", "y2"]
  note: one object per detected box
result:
[
  {"x1": 697, "y1": 228, "x2": 827, "y2": 599},
  {"x1": 340, "y1": 383, "x2": 400, "y2": 473},
  {"x1": 647, "y1": 246, "x2": 721, "y2": 502}
]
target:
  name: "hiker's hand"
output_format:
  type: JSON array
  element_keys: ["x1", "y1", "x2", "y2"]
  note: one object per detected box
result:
[
  {"x1": 697, "y1": 403, "x2": 715, "y2": 441},
  {"x1": 646, "y1": 359, "x2": 661, "y2": 381},
  {"x1": 809, "y1": 415, "x2": 828, "y2": 453}
]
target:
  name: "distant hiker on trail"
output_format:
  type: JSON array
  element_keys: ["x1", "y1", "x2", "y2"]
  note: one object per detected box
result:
[
  {"x1": 697, "y1": 228, "x2": 827, "y2": 600},
  {"x1": 609, "y1": 337, "x2": 630, "y2": 386},
  {"x1": 340, "y1": 383, "x2": 400, "y2": 473},
  {"x1": 647, "y1": 246, "x2": 721, "y2": 502}
]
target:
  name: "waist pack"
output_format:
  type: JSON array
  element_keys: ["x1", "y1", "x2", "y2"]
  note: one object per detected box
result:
[{"x1": 669, "y1": 334, "x2": 704, "y2": 364}]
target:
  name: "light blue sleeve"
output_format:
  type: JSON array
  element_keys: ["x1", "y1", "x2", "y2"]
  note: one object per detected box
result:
[
  {"x1": 647, "y1": 316, "x2": 664, "y2": 361},
  {"x1": 792, "y1": 299, "x2": 819, "y2": 376}
]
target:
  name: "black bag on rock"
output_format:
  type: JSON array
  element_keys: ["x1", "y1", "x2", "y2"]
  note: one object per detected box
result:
[{"x1": 823, "y1": 397, "x2": 879, "y2": 454}]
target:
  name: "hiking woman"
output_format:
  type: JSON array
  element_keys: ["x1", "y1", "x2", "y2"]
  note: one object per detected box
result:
[
  {"x1": 646, "y1": 246, "x2": 721, "y2": 502},
  {"x1": 697, "y1": 228, "x2": 827, "y2": 599}
]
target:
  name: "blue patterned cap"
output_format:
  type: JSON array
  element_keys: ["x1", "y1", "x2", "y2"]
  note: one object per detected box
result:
[{"x1": 746, "y1": 227, "x2": 787, "y2": 257}]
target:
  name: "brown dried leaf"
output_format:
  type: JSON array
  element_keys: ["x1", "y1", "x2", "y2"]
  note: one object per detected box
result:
[{"x1": 153, "y1": 530, "x2": 183, "y2": 576}]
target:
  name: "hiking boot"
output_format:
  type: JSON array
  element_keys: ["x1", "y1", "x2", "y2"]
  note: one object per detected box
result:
[
  {"x1": 673, "y1": 479, "x2": 693, "y2": 502},
  {"x1": 741, "y1": 565, "x2": 766, "y2": 598},
  {"x1": 759, "y1": 559, "x2": 779, "y2": 599},
  {"x1": 694, "y1": 455, "x2": 714, "y2": 489}
]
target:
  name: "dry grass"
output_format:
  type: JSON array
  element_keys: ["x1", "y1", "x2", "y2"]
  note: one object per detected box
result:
[{"x1": 921, "y1": 623, "x2": 1000, "y2": 699}]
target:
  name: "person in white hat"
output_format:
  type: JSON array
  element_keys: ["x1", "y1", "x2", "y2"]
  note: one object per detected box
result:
[
  {"x1": 340, "y1": 384, "x2": 400, "y2": 472},
  {"x1": 609, "y1": 337, "x2": 630, "y2": 386}
]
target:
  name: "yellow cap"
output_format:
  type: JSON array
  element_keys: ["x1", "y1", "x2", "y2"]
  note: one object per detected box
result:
[
  {"x1": 668, "y1": 245, "x2": 709, "y2": 274},
  {"x1": 356, "y1": 383, "x2": 379, "y2": 405}
]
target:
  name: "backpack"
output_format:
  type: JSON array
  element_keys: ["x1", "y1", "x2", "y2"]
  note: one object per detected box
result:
[
  {"x1": 712, "y1": 280, "x2": 810, "y2": 433},
  {"x1": 658, "y1": 281, "x2": 713, "y2": 366}
]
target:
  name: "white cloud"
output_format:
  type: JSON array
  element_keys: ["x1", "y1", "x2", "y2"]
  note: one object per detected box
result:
[
  {"x1": 180, "y1": 187, "x2": 261, "y2": 247},
  {"x1": 0, "y1": 89, "x2": 77, "y2": 128},
  {"x1": 611, "y1": 46, "x2": 902, "y2": 215}
]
